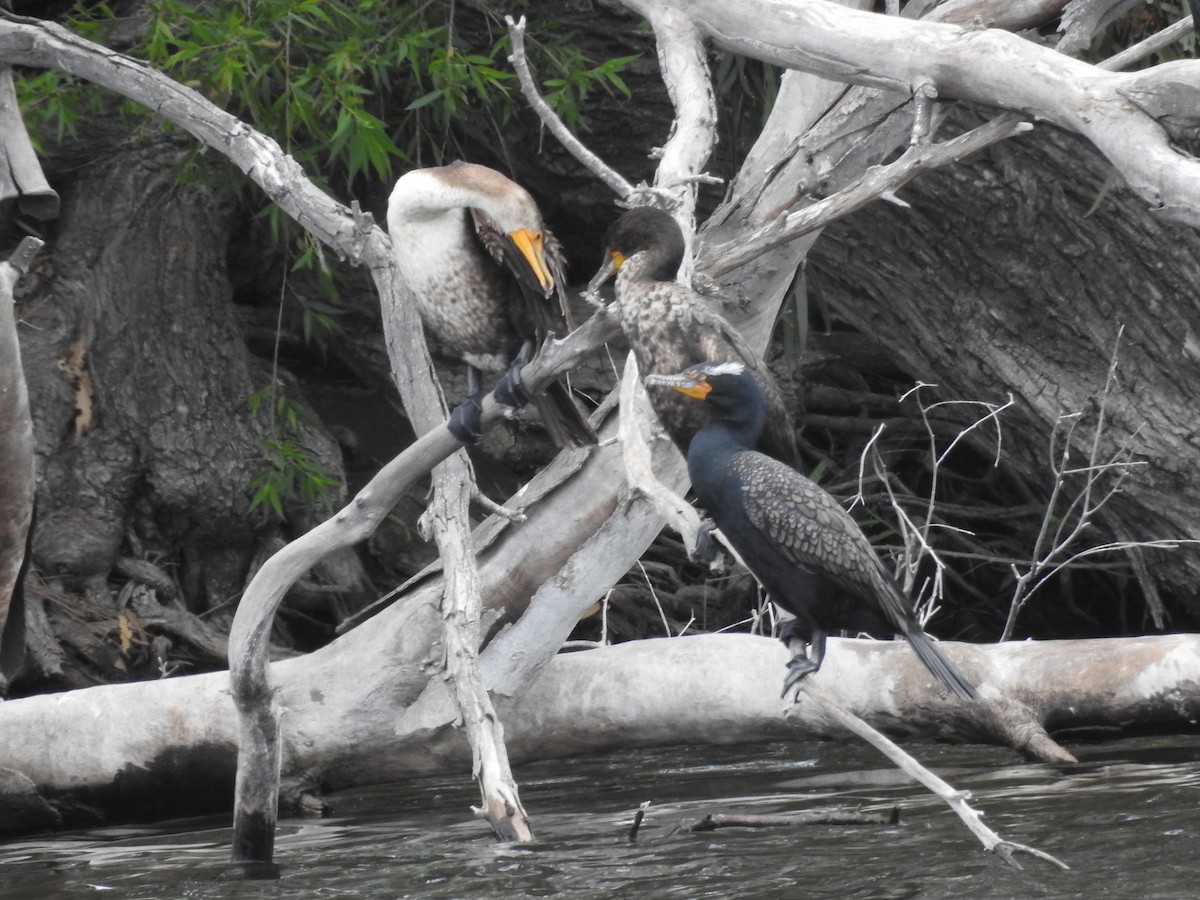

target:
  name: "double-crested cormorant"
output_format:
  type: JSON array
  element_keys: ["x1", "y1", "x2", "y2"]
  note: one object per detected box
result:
[
  {"x1": 387, "y1": 161, "x2": 596, "y2": 447},
  {"x1": 645, "y1": 361, "x2": 977, "y2": 701},
  {"x1": 587, "y1": 207, "x2": 798, "y2": 467}
]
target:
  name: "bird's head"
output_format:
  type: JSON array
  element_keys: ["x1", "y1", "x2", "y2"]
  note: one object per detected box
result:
[
  {"x1": 454, "y1": 170, "x2": 555, "y2": 299},
  {"x1": 645, "y1": 361, "x2": 767, "y2": 446},
  {"x1": 586, "y1": 207, "x2": 686, "y2": 295},
  {"x1": 399, "y1": 161, "x2": 558, "y2": 299}
]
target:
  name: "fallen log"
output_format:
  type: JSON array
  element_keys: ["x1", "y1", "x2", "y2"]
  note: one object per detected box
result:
[{"x1": 0, "y1": 631, "x2": 1197, "y2": 838}]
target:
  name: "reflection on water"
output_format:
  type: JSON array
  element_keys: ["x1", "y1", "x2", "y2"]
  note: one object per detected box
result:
[{"x1": 2, "y1": 734, "x2": 1198, "y2": 899}]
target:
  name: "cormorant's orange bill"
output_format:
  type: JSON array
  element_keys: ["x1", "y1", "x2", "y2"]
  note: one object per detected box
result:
[
  {"x1": 642, "y1": 371, "x2": 712, "y2": 400},
  {"x1": 672, "y1": 380, "x2": 711, "y2": 400},
  {"x1": 585, "y1": 251, "x2": 624, "y2": 296},
  {"x1": 508, "y1": 227, "x2": 554, "y2": 296}
]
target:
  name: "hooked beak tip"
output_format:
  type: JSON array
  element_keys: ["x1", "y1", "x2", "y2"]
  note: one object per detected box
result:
[{"x1": 586, "y1": 260, "x2": 617, "y2": 296}]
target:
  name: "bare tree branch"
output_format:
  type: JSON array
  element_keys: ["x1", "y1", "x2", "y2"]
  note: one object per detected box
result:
[
  {"x1": 617, "y1": 353, "x2": 703, "y2": 555},
  {"x1": 1098, "y1": 14, "x2": 1194, "y2": 72},
  {"x1": 424, "y1": 450, "x2": 533, "y2": 841},
  {"x1": 703, "y1": 114, "x2": 1032, "y2": 278},
  {"x1": 655, "y1": 0, "x2": 1200, "y2": 224},
  {"x1": 0, "y1": 237, "x2": 41, "y2": 692},
  {"x1": 795, "y1": 680, "x2": 1070, "y2": 871},
  {"x1": 504, "y1": 15, "x2": 635, "y2": 200}
]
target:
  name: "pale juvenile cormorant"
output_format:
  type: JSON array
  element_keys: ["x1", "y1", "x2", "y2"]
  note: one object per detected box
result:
[
  {"x1": 645, "y1": 361, "x2": 977, "y2": 701},
  {"x1": 387, "y1": 162, "x2": 596, "y2": 447},
  {"x1": 587, "y1": 207, "x2": 799, "y2": 467}
]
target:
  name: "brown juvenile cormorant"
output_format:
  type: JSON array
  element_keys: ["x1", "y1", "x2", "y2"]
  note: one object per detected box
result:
[
  {"x1": 645, "y1": 361, "x2": 977, "y2": 701},
  {"x1": 587, "y1": 207, "x2": 799, "y2": 467},
  {"x1": 387, "y1": 161, "x2": 596, "y2": 447}
]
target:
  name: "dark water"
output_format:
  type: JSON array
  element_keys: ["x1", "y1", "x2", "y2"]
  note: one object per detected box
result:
[{"x1": 2, "y1": 735, "x2": 1197, "y2": 899}]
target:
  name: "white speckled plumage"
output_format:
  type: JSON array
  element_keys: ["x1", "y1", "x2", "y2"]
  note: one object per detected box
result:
[
  {"x1": 387, "y1": 163, "x2": 549, "y2": 370},
  {"x1": 385, "y1": 162, "x2": 594, "y2": 447}
]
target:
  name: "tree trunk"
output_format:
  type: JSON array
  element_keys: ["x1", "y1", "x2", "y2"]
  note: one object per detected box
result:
[
  {"x1": 809, "y1": 107, "x2": 1200, "y2": 627},
  {"x1": 23, "y1": 135, "x2": 261, "y2": 586},
  {"x1": 7, "y1": 124, "x2": 370, "y2": 686}
]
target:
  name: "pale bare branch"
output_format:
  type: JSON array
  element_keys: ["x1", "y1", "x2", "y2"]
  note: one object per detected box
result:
[
  {"x1": 504, "y1": 15, "x2": 635, "y2": 200},
  {"x1": 703, "y1": 114, "x2": 1032, "y2": 278},
  {"x1": 669, "y1": 0, "x2": 1200, "y2": 224},
  {"x1": 794, "y1": 680, "x2": 1070, "y2": 871},
  {"x1": 617, "y1": 353, "x2": 703, "y2": 556}
]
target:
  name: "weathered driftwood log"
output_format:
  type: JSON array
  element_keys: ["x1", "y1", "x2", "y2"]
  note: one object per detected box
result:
[
  {"x1": 0, "y1": 238, "x2": 42, "y2": 693},
  {"x1": 1, "y1": 631, "x2": 1199, "y2": 838}
]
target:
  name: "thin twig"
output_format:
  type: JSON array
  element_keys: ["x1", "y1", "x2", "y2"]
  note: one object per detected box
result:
[
  {"x1": 885, "y1": 385, "x2": 1012, "y2": 616},
  {"x1": 682, "y1": 808, "x2": 899, "y2": 831},
  {"x1": 471, "y1": 488, "x2": 527, "y2": 522},
  {"x1": 505, "y1": 15, "x2": 634, "y2": 200},
  {"x1": 637, "y1": 559, "x2": 675, "y2": 638},
  {"x1": 847, "y1": 422, "x2": 888, "y2": 510},
  {"x1": 999, "y1": 326, "x2": 1189, "y2": 640},
  {"x1": 628, "y1": 800, "x2": 651, "y2": 842}
]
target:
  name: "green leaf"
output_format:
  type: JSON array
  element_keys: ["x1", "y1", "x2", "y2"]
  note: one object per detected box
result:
[{"x1": 405, "y1": 90, "x2": 444, "y2": 111}]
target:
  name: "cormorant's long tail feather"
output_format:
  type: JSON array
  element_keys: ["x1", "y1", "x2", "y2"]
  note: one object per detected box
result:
[
  {"x1": 534, "y1": 380, "x2": 598, "y2": 448},
  {"x1": 903, "y1": 628, "x2": 977, "y2": 701}
]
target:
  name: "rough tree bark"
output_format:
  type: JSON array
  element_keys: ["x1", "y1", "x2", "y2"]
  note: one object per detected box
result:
[
  {"x1": 810, "y1": 108, "x2": 1200, "y2": 626},
  {"x1": 11, "y1": 131, "x2": 365, "y2": 680},
  {"x1": 23, "y1": 138, "x2": 256, "y2": 583}
]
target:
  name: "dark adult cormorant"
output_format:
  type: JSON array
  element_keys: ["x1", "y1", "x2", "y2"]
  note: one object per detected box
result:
[
  {"x1": 645, "y1": 361, "x2": 977, "y2": 701},
  {"x1": 587, "y1": 207, "x2": 799, "y2": 467},
  {"x1": 387, "y1": 162, "x2": 596, "y2": 447}
]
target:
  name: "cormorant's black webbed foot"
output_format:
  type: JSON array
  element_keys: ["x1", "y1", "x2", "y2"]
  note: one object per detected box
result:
[
  {"x1": 493, "y1": 340, "x2": 534, "y2": 408},
  {"x1": 449, "y1": 366, "x2": 485, "y2": 444},
  {"x1": 448, "y1": 398, "x2": 483, "y2": 444},
  {"x1": 692, "y1": 519, "x2": 721, "y2": 565},
  {"x1": 493, "y1": 364, "x2": 529, "y2": 408},
  {"x1": 781, "y1": 653, "x2": 819, "y2": 698},
  {"x1": 778, "y1": 620, "x2": 824, "y2": 698},
  {"x1": 692, "y1": 519, "x2": 732, "y2": 573}
]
